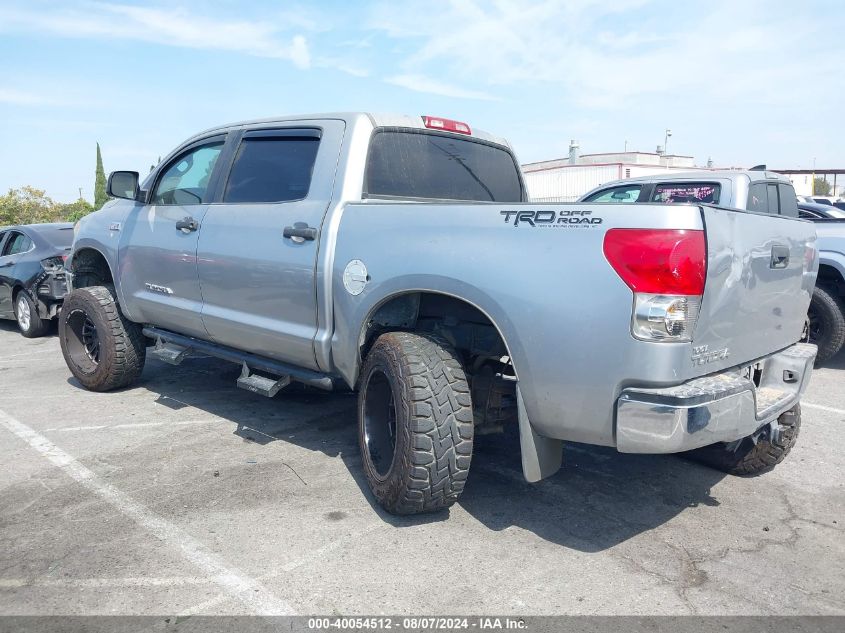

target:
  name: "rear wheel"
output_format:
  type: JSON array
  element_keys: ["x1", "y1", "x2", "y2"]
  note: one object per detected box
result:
[
  {"x1": 59, "y1": 286, "x2": 146, "y2": 391},
  {"x1": 15, "y1": 291, "x2": 50, "y2": 338},
  {"x1": 684, "y1": 404, "x2": 801, "y2": 476},
  {"x1": 358, "y1": 332, "x2": 474, "y2": 514},
  {"x1": 802, "y1": 284, "x2": 845, "y2": 364}
]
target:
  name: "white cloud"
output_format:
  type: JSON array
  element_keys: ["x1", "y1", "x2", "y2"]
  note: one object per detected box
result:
[
  {"x1": 0, "y1": 3, "x2": 312, "y2": 68},
  {"x1": 0, "y1": 89, "x2": 51, "y2": 105},
  {"x1": 369, "y1": 0, "x2": 842, "y2": 109},
  {"x1": 386, "y1": 74, "x2": 500, "y2": 101}
]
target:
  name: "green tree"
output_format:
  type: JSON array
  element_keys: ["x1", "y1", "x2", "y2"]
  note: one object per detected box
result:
[
  {"x1": 0, "y1": 187, "x2": 60, "y2": 225},
  {"x1": 813, "y1": 177, "x2": 831, "y2": 196},
  {"x1": 57, "y1": 197, "x2": 94, "y2": 223},
  {"x1": 94, "y1": 142, "x2": 108, "y2": 210}
]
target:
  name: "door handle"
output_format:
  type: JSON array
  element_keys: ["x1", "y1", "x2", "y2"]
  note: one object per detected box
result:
[
  {"x1": 283, "y1": 226, "x2": 318, "y2": 242},
  {"x1": 770, "y1": 245, "x2": 790, "y2": 269},
  {"x1": 0, "y1": 261, "x2": 13, "y2": 268},
  {"x1": 176, "y1": 217, "x2": 199, "y2": 233}
]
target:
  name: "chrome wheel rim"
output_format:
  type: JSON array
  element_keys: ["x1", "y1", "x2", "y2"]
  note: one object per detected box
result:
[{"x1": 16, "y1": 295, "x2": 31, "y2": 331}]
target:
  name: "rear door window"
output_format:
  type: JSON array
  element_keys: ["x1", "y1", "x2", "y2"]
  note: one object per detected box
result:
[
  {"x1": 3, "y1": 232, "x2": 33, "y2": 256},
  {"x1": 651, "y1": 183, "x2": 720, "y2": 204},
  {"x1": 778, "y1": 184, "x2": 799, "y2": 217},
  {"x1": 584, "y1": 185, "x2": 642, "y2": 203},
  {"x1": 747, "y1": 183, "x2": 769, "y2": 213},
  {"x1": 366, "y1": 130, "x2": 523, "y2": 202},
  {"x1": 766, "y1": 184, "x2": 780, "y2": 215},
  {"x1": 223, "y1": 130, "x2": 321, "y2": 203}
]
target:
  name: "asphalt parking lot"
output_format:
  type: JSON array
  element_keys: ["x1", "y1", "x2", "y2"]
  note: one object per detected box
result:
[{"x1": 0, "y1": 320, "x2": 843, "y2": 616}]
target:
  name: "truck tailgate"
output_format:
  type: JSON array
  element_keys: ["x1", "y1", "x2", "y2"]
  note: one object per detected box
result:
[{"x1": 693, "y1": 207, "x2": 817, "y2": 371}]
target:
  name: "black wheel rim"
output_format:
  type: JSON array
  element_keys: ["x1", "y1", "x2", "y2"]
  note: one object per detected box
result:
[
  {"x1": 363, "y1": 369, "x2": 397, "y2": 478},
  {"x1": 65, "y1": 309, "x2": 100, "y2": 374}
]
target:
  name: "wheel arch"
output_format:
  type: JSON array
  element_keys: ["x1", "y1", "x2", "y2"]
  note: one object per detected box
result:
[
  {"x1": 356, "y1": 289, "x2": 519, "y2": 381},
  {"x1": 68, "y1": 246, "x2": 115, "y2": 288},
  {"x1": 817, "y1": 259, "x2": 845, "y2": 295}
]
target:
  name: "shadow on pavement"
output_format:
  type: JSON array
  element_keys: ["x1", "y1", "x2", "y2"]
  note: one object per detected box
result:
[{"x1": 72, "y1": 354, "x2": 728, "y2": 551}]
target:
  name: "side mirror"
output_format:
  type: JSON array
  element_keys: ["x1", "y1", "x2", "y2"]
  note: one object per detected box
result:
[{"x1": 107, "y1": 171, "x2": 139, "y2": 200}]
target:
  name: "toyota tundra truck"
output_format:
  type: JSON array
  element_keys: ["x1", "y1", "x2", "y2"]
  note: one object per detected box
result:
[{"x1": 60, "y1": 113, "x2": 818, "y2": 515}]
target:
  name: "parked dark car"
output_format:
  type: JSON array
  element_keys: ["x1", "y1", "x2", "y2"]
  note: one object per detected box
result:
[
  {"x1": 0, "y1": 223, "x2": 74, "y2": 337},
  {"x1": 798, "y1": 202, "x2": 845, "y2": 220}
]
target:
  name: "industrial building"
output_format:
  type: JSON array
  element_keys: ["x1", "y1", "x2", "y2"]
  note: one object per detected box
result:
[
  {"x1": 522, "y1": 141, "x2": 843, "y2": 202},
  {"x1": 522, "y1": 141, "x2": 703, "y2": 202}
]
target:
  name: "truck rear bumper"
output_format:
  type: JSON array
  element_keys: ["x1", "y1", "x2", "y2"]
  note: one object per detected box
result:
[{"x1": 616, "y1": 343, "x2": 816, "y2": 454}]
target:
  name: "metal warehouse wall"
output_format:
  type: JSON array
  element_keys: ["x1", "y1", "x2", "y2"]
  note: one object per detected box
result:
[{"x1": 523, "y1": 165, "x2": 621, "y2": 202}]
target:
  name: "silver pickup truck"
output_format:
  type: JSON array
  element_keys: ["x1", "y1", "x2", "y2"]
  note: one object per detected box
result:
[{"x1": 60, "y1": 113, "x2": 818, "y2": 515}]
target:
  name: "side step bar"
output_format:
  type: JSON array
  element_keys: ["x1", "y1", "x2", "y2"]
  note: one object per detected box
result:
[
  {"x1": 142, "y1": 326, "x2": 334, "y2": 391},
  {"x1": 237, "y1": 363, "x2": 291, "y2": 397},
  {"x1": 151, "y1": 340, "x2": 190, "y2": 365}
]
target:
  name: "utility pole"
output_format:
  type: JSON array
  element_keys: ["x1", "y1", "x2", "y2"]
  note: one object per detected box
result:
[
  {"x1": 664, "y1": 129, "x2": 672, "y2": 155},
  {"x1": 78, "y1": 187, "x2": 83, "y2": 201}
]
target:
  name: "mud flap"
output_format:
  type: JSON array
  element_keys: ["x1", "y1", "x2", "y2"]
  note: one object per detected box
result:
[{"x1": 517, "y1": 384, "x2": 563, "y2": 482}]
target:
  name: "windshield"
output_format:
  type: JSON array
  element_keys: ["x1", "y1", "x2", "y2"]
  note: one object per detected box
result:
[{"x1": 365, "y1": 129, "x2": 524, "y2": 202}]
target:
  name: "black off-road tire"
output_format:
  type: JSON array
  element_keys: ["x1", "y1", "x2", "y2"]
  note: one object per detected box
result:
[
  {"x1": 684, "y1": 405, "x2": 801, "y2": 476},
  {"x1": 14, "y1": 290, "x2": 51, "y2": 338},
  {"x1": 803, "y1": 284, "x2": 845, "y2": 365},
  {"x1": 59, "y1": 286, "x2": 146, "y2": 391},
  {"x1": 358, "y1": 332, "x2": 474, "y2": 515}
]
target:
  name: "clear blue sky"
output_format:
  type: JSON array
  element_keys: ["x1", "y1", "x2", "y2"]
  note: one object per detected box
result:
[{"x1": 1, "y1": 0, "x2": 843, "y2": 203}]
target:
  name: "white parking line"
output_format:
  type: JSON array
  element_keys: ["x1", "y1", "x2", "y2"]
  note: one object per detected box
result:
[
  {"x1": 43, "y1": 419, "x2": 222, "y2": 433},
  {"x1": 1, "y1": 348, "x2": 60, "y2": 360},
  {"x1": 181, "y1": 521, "x2": 384, "y2": 616},
  {"x1": 0, "y1": 407, "x2": 294, "y2": 616},
  {"x1": 802, "y1": 402, "x2": 845, "y2": 415}
]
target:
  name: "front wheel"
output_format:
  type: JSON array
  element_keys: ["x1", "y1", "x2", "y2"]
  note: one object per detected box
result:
[
  {"x1": 358, "y1": 332, "x2": 474, "y2": 515},
  {"x1": 684, "y1": 404, "x2": 801, "y2": 476},
  {"x1": 59, "y1": 286, "x2": 146, "y2": 391}
]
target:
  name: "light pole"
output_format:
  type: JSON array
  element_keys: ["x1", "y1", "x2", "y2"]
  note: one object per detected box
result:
[{"x1": 664, "y1": 129, "x2": 672, "y2": 155}]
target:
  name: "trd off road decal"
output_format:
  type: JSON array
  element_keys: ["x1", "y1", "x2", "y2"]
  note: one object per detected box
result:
[{"x1": 500, "y1": 210, "x2": 603, "y2": 228}]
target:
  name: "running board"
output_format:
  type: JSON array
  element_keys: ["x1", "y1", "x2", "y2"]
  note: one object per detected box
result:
[
  {"x1": 237, "y1": 363, "x2": 291, "y2": 397},
  {"x1": 141, "y1": 326, "x2": 334, "y2": 391}
]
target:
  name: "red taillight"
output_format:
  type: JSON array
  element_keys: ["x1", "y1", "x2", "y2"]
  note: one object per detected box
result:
[
  {"x1": 422, "y1": 115, "x2": 471, "y2": 135},
  {"x1": 603, "y1": 229, "x2": 706, "y2": 296}
]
